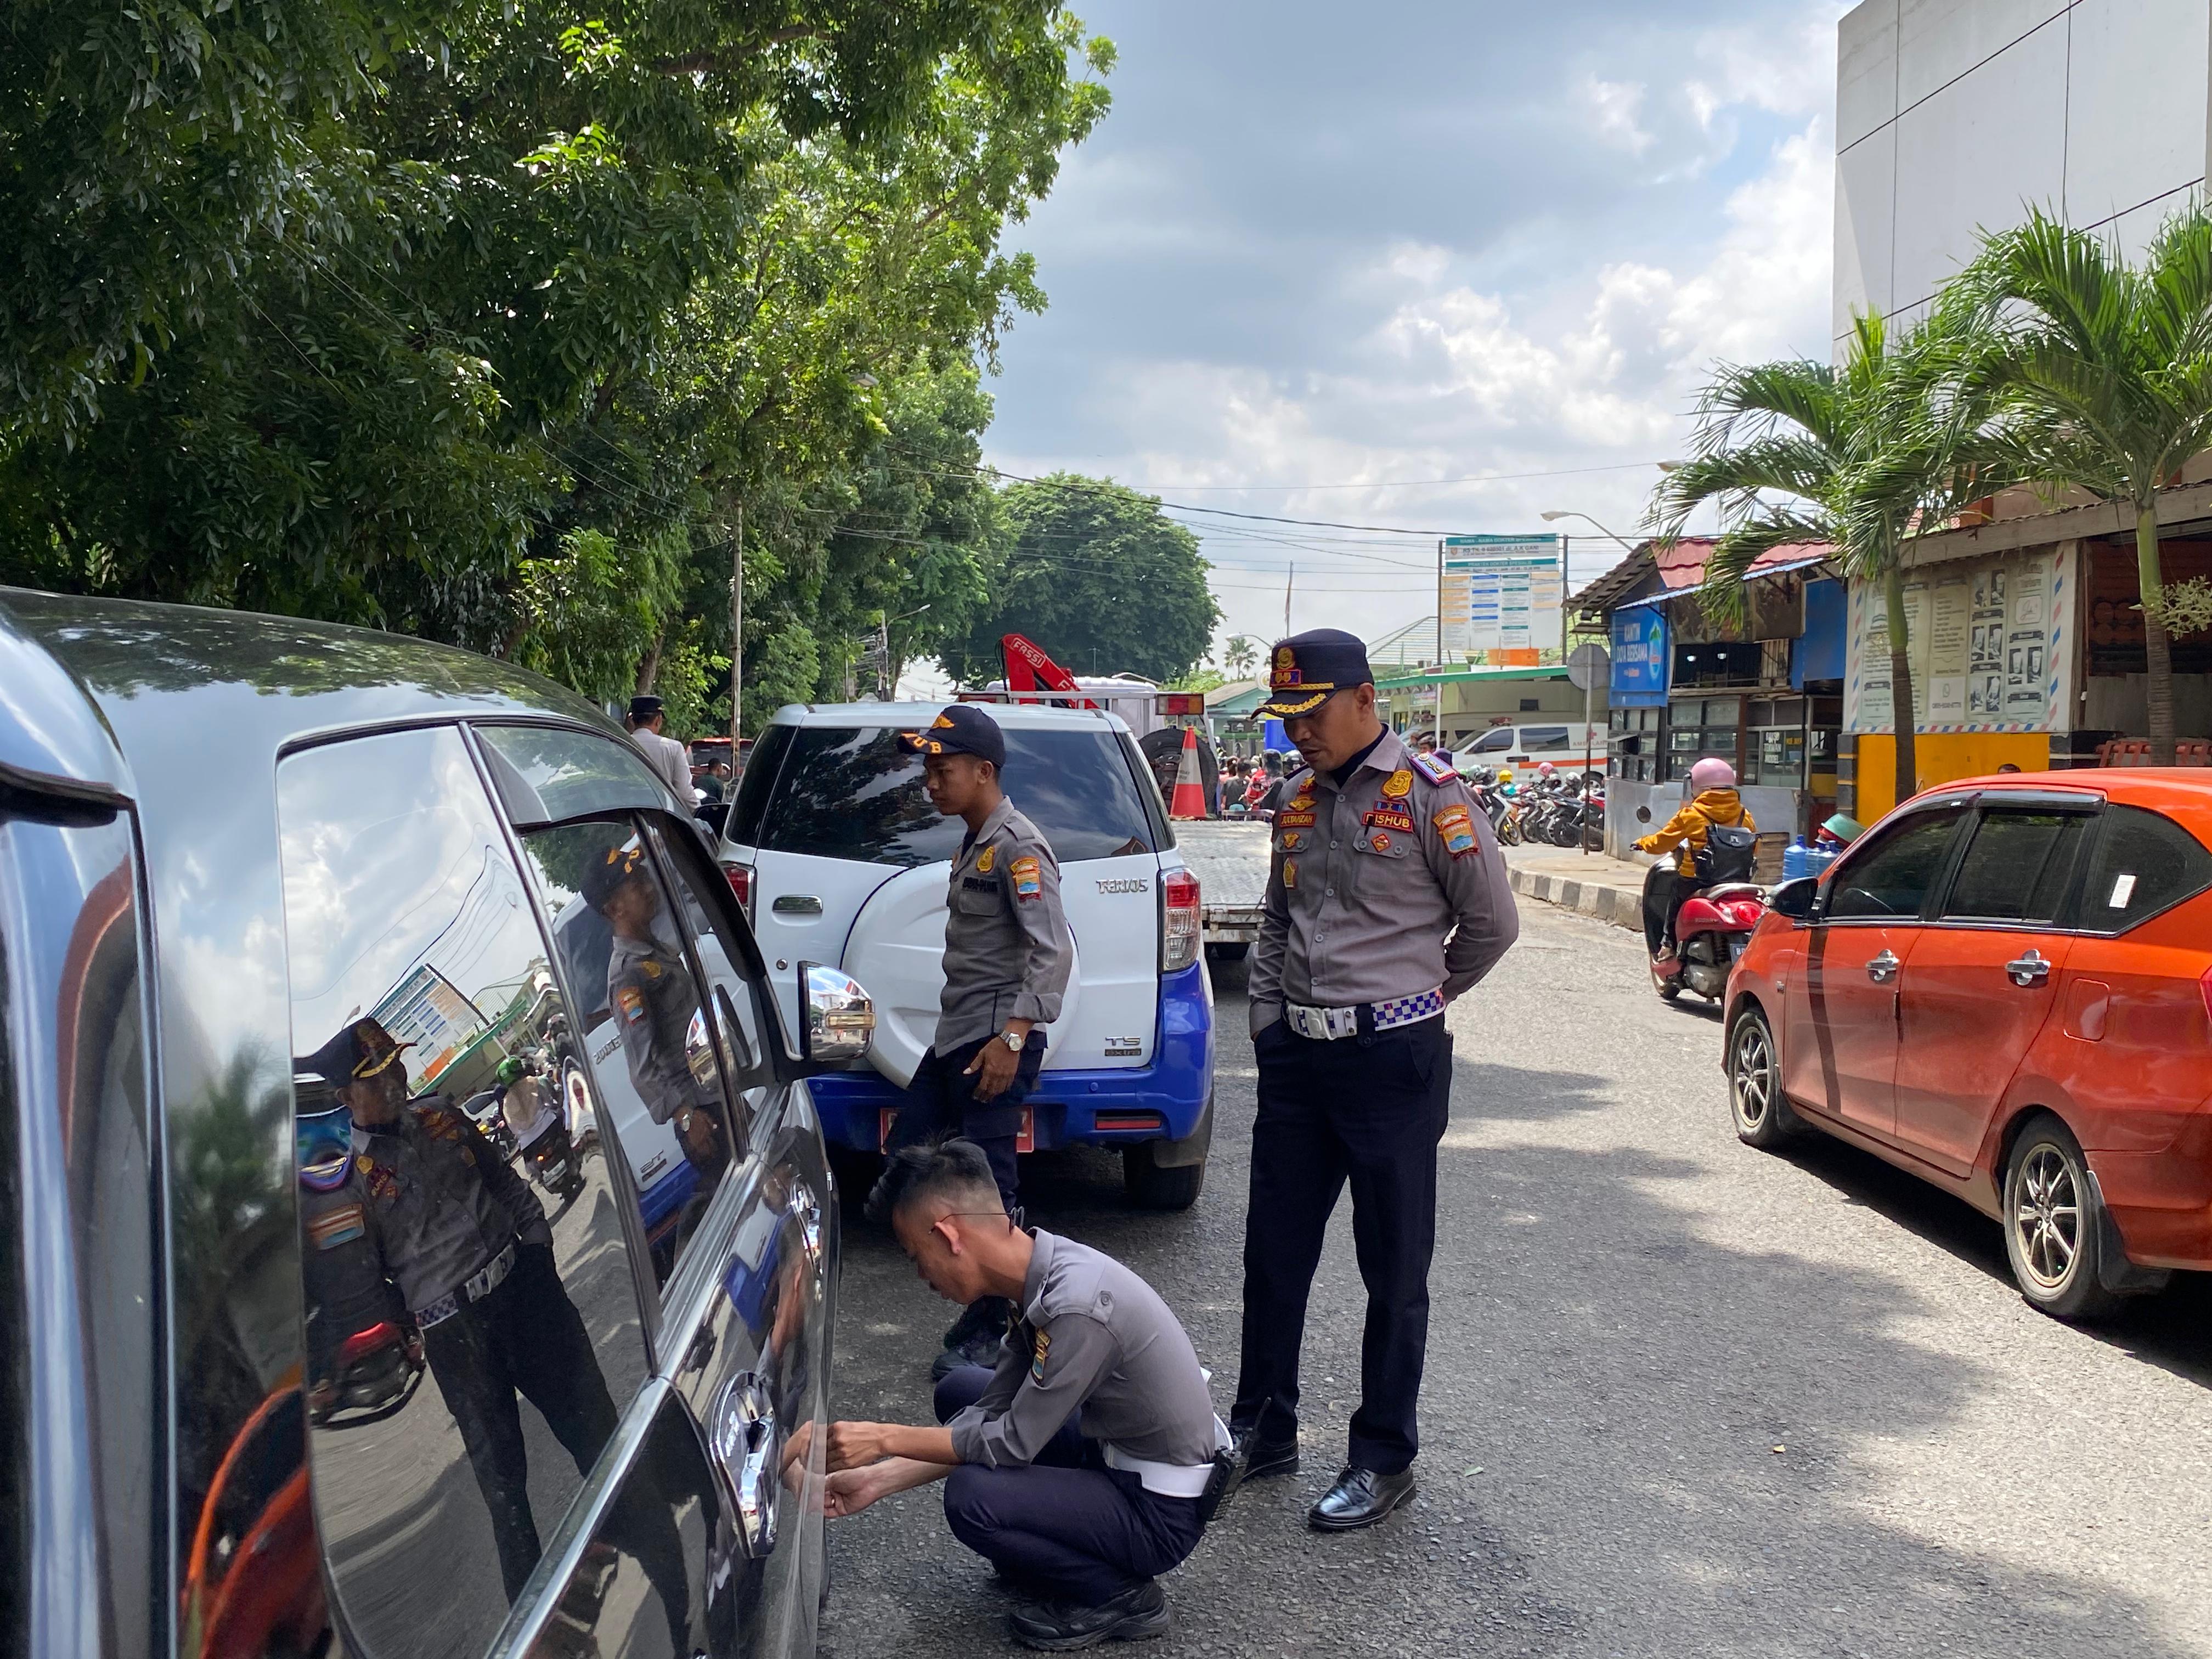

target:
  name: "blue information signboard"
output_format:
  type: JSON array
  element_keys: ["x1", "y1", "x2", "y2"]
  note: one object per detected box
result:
[{"x1": 1610, "y1": 605, "x2": 1668, "y2": 707}]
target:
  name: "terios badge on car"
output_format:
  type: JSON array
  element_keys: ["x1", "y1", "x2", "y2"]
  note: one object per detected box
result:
[{"x1": 1723, "y1": 771, "x2": 2212, "y2": 1321}]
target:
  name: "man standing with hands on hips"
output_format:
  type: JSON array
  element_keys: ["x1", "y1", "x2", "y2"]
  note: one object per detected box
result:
[
  {"x1": 881, "y1": 704, "x2": 1074, "y2": 1378},
  {"x1": 1230, "y1": 629, "x2": 1518, "y2": 1530}
]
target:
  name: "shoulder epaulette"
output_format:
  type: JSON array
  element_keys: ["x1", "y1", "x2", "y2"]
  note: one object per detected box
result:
[{"x1": 1412, "y1": 752, "x2": 1459, "y2": 784}]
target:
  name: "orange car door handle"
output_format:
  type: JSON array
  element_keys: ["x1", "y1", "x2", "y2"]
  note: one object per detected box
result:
[
  {"x1": 2005, "y1": 949, "x2": 2050, "y2": 988},
  {"x1": 1866, "y1": 950, "x2": 1900, "y2": 984}
]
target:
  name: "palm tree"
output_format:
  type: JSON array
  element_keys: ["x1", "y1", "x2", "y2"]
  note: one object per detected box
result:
[
  {"x1": 1961, "y1": 205, "x2": 2212, "y2": 764},
  {"x1": 1223, "y1": 634, "x2": 1259, "y2": 679},
  {"x1": 1649, "y1": 312, "x2": 2002, "y2": 808}
]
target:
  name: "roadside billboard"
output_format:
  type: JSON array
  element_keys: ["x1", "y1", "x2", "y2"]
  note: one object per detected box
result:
[{"x1": 1441, "y1": 535, "x2": 1565, "y2": 660}]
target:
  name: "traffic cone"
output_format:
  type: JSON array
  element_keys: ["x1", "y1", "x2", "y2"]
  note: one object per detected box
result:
[{"x1": 1168, "y1": 726, "x2": 1208, "y2": 819}]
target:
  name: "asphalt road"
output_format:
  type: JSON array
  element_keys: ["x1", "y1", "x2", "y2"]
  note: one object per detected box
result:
[{"x1": 819, "y1": 900, "x2": 2212, "y2": 1659}]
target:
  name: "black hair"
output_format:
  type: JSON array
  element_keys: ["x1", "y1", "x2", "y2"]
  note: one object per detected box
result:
[{"x1": 864, "y1": 1138, "x2": 1004, "y2": 1228}]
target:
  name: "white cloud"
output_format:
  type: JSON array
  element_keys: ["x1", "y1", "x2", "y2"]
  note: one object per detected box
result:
[{"x1": 1583, "y1": 76, "x2": 1656, "y2": 155}]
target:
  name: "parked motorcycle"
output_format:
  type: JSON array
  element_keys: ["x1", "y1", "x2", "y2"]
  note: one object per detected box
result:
[
  {"x1": 458, "y1": 1086, "x2": 521, "y2": 1164},
  {"x1": 1641, "y1": 861, "x2": 1765, "y2": 1003}
]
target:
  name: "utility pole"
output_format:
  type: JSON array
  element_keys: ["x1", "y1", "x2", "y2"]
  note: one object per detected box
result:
[
  {"x1": 728, "y1": 498, "x2": 743, "y2": 754},
  {"x1": 1435, "y1": 538, "x2": 1444, "y2": 668},
  {"x1": 1283, "y1": 563, "x2": 1294, "y2": 637}
]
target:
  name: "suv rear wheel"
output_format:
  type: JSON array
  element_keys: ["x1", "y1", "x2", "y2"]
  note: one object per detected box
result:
[
  {"x1": 2002, "y1": 1114, "x2": 2122, "y2": 1321},
  {"x1": 1124, "y1": 1140, "x2": 1205, "y2": 1210}
]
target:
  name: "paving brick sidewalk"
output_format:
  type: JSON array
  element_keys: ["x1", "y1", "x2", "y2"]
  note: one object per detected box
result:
[{"x1": 1501, "y1": 842, "x2": 1654, "y2": 932}]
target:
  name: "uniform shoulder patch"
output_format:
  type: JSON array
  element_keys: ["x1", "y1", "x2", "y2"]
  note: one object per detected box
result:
[
  {"x1": 1432, "y1": 803, "x2": 1478, "y2": 857},
  {"x1": 616, "y1": 985, "x2": 647, "y2": 1025},
  {"x1": 1031, "y1": 1328, "x2": 1051, "y2": 1381},
  {"x1": 308, "y1": 1201, "x2": 366, "y2": 1251},
  {"x1": 1412, "y1": 751, "x2": 1459, "y2": 783},
  {"x1": 1011, "y1": 855, "x2": 1042, "y2": 898}
]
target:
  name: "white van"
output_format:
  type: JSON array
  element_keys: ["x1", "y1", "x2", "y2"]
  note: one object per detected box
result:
[{"x1": 1453, "y1": 720, "x2": 1607, "y2": 771}]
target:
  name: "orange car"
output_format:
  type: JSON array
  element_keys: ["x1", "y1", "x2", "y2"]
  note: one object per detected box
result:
[{"x1": 1724, "y1": 770, "x2": 2212, "y2": 1319}]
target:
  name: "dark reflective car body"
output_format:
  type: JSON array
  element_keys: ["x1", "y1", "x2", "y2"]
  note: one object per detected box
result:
[{"x1": 0, "y1": 590, "x2": 839, "y2": 1659}]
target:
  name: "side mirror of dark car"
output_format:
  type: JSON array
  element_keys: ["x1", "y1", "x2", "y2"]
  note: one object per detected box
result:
[{"x1": 1766, "y1": 876, "x2": 1819, "y2": 922}]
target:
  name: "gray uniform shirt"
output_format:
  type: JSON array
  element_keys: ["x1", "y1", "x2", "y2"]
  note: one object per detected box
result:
[
  {"x1": 936, "y1": 798, "x2": 1074, "y2": 1051},
  {"x1": 347, "y1": 1098, "x2": 551, "y2": 1314},
  {"x1": 946, "y1": 1228, "x2": 1223, "y2": 1474},
  {"x1": 630, "y1": 727, "x2": 692, "y2": 800},
  {"x1": 1248, "y1": 729, "x2": 1518, "y2": 1036}
]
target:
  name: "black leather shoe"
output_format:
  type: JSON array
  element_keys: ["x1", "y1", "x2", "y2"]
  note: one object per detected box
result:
[
  {"x1": 1308, "y1": 1465, "x2": 1416, "y2": 1531},
  {"x1": 1231, "y1": 1425, "x2": 1300, "y2": 1481},
  {"x1": 941, "y1": 1294, "x2": 1013, "y2": 1349},
  {"x1": 1008, "y1": 1579, "x2": 1170, "y2": 1650}
]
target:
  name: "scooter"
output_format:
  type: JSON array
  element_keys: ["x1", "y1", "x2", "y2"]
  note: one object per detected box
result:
[{"x1": 1641, "y1": 861, "x2": 1765, "y2": 1003}]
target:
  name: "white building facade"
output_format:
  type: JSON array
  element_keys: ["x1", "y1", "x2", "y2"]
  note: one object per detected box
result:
[{"x1": 1835, "y1": 0, "x2": 2211, "y2": 356}]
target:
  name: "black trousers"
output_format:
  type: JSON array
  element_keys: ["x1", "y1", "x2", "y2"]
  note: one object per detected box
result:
[
  {"x1": 884, "y1": 1032, "x2": 1046, "y2": 1211},
  {"x1": 933, "y1": 1365, "x2": 1204, "y2": 1606},
  {"x1": 1231, "y1": 1016, "x2": 1452, "y2": 1476},
  {"x1": 421, "y1": 1240, "x2": 687, "y2": 1645}
]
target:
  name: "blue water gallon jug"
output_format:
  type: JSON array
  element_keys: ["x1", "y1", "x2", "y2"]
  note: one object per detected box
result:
[
  {"x1": 1781, "y1": 838, "x2": 1810, "y2": 881},
  {"x1": 1804, "y1": 843, "x2": 1841, "y2": 877}
]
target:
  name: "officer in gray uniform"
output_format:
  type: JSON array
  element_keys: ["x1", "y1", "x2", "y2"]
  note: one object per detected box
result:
[
  {"x1": 881, "y1": 704, "x2": 1074, "y2": 1372},
  {"x1": 1230, "y1": 628, "x2": 1518, "y2": 1532},
  {"x1": 824, "y1": 1140, "x2": 1230, "y2": 1651},
  {"x1": 582, "y1": 841, "x2": 727, "y2": 1184},
  {"x1": 297, "y1": 1018, "x2": 624, "y2": 1601}
]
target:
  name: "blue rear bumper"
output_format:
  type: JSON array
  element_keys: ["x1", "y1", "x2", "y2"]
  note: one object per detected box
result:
[{"x1": 809, "y1": 961, "x2": 1213, "y2": 1152}]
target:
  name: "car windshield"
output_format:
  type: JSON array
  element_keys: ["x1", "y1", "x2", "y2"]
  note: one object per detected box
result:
[{"x1": 752, "y1": 724, "x2": 1156, "y2": 866}]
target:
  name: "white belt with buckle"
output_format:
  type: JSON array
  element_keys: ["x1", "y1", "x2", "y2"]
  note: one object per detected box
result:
[
  {"x1": 414, "y1": 1238, "x2": 520, "y2": 1329},
  {"x1": 1284, "y1": 987, "x2": 1445, "y2": 1041},
  {"x1": 1103, "y1": 1417, "x2": 1232, "y2": 1498}
]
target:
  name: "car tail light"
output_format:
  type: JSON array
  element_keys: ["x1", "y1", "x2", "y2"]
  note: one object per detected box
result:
[
  {"x1": 722, "y1": 861, "x2": 753, "y2": 919},
  {"x1": 1161, "y1": 868, "x2": 1200, "y2": 973}
]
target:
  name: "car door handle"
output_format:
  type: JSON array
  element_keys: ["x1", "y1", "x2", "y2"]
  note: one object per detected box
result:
[
  {"x1": 771, "y1": 894, "x2": 823, "y2": 915},
  {"x1": 709, "y1": 1372, "x2": 781, "y2": 1559},
  {"x1": 2005, "y1": 949, "x2": 2051, "y2": 988},
  {"x1": 1866, "y1": 950, "x2": 1900, "y2": 984}
]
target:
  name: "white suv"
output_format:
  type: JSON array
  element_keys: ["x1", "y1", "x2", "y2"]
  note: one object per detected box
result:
[{"x1": 715, "y1": 701, "x2": 1216, "y2": 1207}]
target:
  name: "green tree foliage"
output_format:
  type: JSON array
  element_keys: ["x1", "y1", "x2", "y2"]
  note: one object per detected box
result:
[
  {"x1": 947, "y1": 474, "x2": 1218, "y2": 685},
  {"x1": 0, "y1": 0, "x2": 1111, "y2": 731},
  {"x1": 1650, "y1": 312, "x2": 2006, "y2": 807},
  {"x1": 1961, "y1": 205, "x2": 2212, "y2": 764}
]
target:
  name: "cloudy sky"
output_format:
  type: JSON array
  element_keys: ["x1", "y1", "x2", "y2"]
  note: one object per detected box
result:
[{"x1": 979, "y1": 0, "x2": 1853, "y2": 662}]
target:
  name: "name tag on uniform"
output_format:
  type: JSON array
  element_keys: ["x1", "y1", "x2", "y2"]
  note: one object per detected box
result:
[
  {"x1": 1364, "y1": 808, "x2": 1413, "y2": 833},
  {"x1": 961, "y1": 875, "x2": 997, "y2": 892},
  {"x1": 1276, "y1": 810, "x2": 1316, "y2": 829}
]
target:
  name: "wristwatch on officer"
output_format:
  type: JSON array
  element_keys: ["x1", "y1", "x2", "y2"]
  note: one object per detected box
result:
[{"x1": 997, "y1": 1029, "x2": 1024, "y2": 1052}]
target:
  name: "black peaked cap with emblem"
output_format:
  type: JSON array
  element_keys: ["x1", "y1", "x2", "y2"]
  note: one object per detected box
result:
[
  {"x1": 896, "y1": 703, "x2": 1007, "y2": 768},
  {"x1": 580, "y1": 840, "x2": 650, "y2": 910},
  {"x1": 297, "y1": 1017, "x2": 415, "y2": 1089},
  {"x1": 1258, "y1": 628, "x2": 1374, "y2": 718}
]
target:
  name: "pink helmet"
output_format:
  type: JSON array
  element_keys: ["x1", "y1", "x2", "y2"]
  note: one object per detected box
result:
[
  {"x1": 1688, "y1": 757, "x2": 1736, "y2": 792},
  {"x1": 1537, "y1": 761, "x2": 1556, "y2": 776}
]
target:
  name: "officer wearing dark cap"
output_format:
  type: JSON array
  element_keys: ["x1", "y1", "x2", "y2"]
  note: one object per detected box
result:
[
  {"x1": 297, "y1": 1017, "x2": 631, "y2": 1602},
  {"x1": 1228, "y1": 628, "x2": 1518, "y2": 1531},
  {"x1": 878, "y1": 704, "x2": 1074, "y2": 1376},
  {"x1": 580, "y1": 842, "x2": 727, "y2": 1192},
  {"x1": 625, "y1": 694, "x2": 693, "y2": 800}
]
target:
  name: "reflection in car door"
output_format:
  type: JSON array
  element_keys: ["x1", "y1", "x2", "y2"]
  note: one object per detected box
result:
[
  {"x1": 1783, "y1": 805, "x2": 1968, "y2": 1139},
  {"x1": 666, "y1": 1085, "x2": 834, "y2": 1659}
]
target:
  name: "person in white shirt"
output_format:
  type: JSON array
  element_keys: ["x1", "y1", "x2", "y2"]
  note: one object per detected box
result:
[{"x1": 624, "y1": 695, "x2": 693, "y2": 800}]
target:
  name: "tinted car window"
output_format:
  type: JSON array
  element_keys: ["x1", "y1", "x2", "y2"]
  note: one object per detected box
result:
[
  {"x1": 725, "y1": 722, "x2": 795, "y2": 848},
  {"x1": 517, "y1": 816, "x2": 753, "y2": 1285},
  {"x1": 276, "y1": 728, "x2": 651, "y2": 1659},
  {"x1": 1469, "y1": 727, "x2": 1514, "y2": 754},
  {"x1": 1942, "y1": 809, "x2": 2091, "y2": 923},
  {"x1": 754, "y1": 724, "x2": 1155, "y2": 866},
  {"x1": 2081, "y1": 804, "x2": 2212, "y2": 929},
  {"x1": 1825, "y1": 807, "x2": 1965, "y2": 921},
  {"x1": 1517, "y1": 726, "x2": 1572, "y2": 752},
  {"x1": 477, "y1": 723, "x2": 668, "y2": 826}
]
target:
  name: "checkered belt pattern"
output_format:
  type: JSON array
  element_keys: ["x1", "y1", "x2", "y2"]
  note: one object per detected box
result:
[
  {"x1": 413, "y1": 1238, "x2": 519, "y2": 1330},
  {"x1": 1284, "y1": 986, "x2": 1444, "y2": 1041}
]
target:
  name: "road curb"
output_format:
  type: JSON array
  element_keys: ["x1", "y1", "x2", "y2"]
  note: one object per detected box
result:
[{"x1": 1506, "y1": 862, "x2": 1643, "y2": 931}]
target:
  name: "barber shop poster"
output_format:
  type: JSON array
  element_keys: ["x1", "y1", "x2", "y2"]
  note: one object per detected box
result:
[{"x1": 1847, "y1": 544, "x2": 2071, "y2": 733}]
